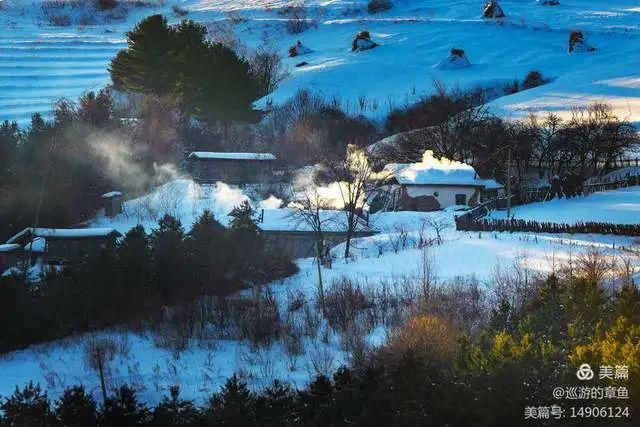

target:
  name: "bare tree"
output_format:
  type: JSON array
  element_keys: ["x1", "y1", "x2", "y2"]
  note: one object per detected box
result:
[
  {"x1": 84, "y1": 337, "x2": 117, "y2": 403},
  {"x1": 328, "y1": 145, "x2": 373, "y2": 259},
  {"x1": 251, "y1": 42, "x2": 289, "y2": 97},
  {"x1": 424, "y1": 215, "x2": 449, "y2": 245},
  {"x1": 290, "y1": 186, "x2": 339, "y2": 313}
]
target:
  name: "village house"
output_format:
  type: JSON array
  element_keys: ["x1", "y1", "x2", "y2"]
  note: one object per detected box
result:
[
  {"x1": 257, "y1": 208, "x2": 375, "y2": 258},
  {"x1": 188, "y1": 152, "x2": 278, "y2": 185},
  {"x1": 370, "y1": 151, "x2": 504, "y2": 212},
  {"x1": 5, "y1": 227, "x2": 121, "y2": 266}
]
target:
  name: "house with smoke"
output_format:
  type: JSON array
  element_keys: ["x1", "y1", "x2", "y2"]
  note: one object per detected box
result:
[
  {"x1": 370, "y1": 151, "x2": 504, "y2": 212},
  {"x1": 257, "y1": 208, "x2": 375, "y2": 258},
  {"x1": 188, "y1": 152, "x2": 278, "y2": 185},
  {"x1": 5, "y1": 227, "x2": 121, "y2": 267}
]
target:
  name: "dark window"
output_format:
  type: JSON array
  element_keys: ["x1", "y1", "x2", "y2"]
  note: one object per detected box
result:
[{"x1": 455, "y1": 194, "x2": 467, "y2": 205}]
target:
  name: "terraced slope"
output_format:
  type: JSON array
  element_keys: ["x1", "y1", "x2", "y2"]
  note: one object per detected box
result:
[{"x1": 0, "y1": 29, "x2": 125, "y2": 124}]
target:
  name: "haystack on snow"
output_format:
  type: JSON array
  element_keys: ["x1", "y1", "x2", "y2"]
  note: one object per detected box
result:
[
  {"x1": 436, "y1": 48, "x2": 471, "y2": 70},
  {"x1": 352, "y1": 30, "x2": 379, "y2": 52},
  {"x1": 288, "y1": 40, "x2": 313, "y2": 57},
  {"x1": 568, "y1": 30, "x2": 595, "y2": 53},
  {"x1": 483, "y1": 1, "x2": 505, "y2": 19}
]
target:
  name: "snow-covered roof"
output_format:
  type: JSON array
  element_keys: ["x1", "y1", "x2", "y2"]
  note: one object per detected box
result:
[
  {"x1": 258, "y1": 209, "x2": 372, "y2": 233},
  {"x1": 101, "y1": 191, "x2": 123, "y2": 198},
  {"x1": 480, "y1": 178, "x2": 505, "y2": 190},
  {"x1": 384, "y1": 151, "x2": 486, "y2": 187},
  {"x1": 188, "y1": 152, "x2": 276, "y2": 161},
  {"x1": 7, "y1": 227, "x2": 121, "y2": 243},
  {"x1": 0, "y1": 244, "x2": 20, "y2": 253}
]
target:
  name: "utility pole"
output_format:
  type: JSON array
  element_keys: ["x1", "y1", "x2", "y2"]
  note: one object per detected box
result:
[
  {"x1": 506, "y1": 147, "x2": 512, "y2": 218},
  {"x1": 315, "y1": 240, "x2": 325, "y2": 315}
]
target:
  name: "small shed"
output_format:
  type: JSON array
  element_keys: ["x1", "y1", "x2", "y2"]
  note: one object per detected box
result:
[
  {"x1": 188, "y1": 152, "x2": 277, "y2": 185},
  {"x1": 371, "y1": 151, "x2": 503, "y2": 212},
  {"x1": 102, "y1": 191, "x2": 123, "y2": 217},
  {"x1": 6, "y1": 227, "x2": 121, "y2": 265},
  {"x1": 257, "y1": 209, "x2": 375, "y2": 258}
]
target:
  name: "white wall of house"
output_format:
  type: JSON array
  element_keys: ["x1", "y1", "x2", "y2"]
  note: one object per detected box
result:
[{"x1": 405, "y1": 185, "x2": 480, "y2": 208}]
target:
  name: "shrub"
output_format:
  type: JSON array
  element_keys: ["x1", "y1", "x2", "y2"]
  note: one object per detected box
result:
[
  {"x1": 284, "y1": 4, "x2": 312, "y2": 34},
  {"x1": 96, "y1": 0, "x2": 119, "y2": 11},
  {"x1": 504, "y1": 79, "x2": 520, "y2": 95},
  {"x1": 367, "y1": 0, "x2": 392, "y2": 14},
  {"x1": 49, "y1": 13, "x2": 72, "y2": 26},
  {"x1": 522, "y1": 70, "x2": 543, "y2": 89},
  {"x1": 384, "y1": 315, "x2": 459, "y2": 370},
  {"x1": 172, "y1": 4, "x2": 189, "y2": 17}
]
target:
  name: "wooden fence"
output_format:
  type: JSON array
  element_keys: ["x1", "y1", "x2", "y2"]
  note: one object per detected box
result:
[{"x1": 456, "y1": 217, "x2": 640, "y2": 237}]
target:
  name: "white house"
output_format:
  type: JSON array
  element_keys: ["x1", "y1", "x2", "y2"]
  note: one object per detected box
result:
[{"x1": 371, "y1": 151, "x2": 504, "y2": 212}]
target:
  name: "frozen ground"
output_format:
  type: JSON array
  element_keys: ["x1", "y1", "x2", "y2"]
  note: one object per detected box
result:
[
  {"x1": 2, "y1": 179, "x2": 639, "y2": 405},
  {"x1": 490, "y1": 186, "x2": 640, "y2": 224},
  {"x1": 2, "y1": 1, "x2": 640, "y2": 124}
]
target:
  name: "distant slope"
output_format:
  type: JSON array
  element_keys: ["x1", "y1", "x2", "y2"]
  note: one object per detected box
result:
[
  {"x1": 490, "y1": 186, "x2": 640, "y2": 225},
  {"x1": 0, "y1": 29, "x2": 125, "y2": 123},
  {"x1": 1, "y1": 0, "x2": 639, "y2": 124}
]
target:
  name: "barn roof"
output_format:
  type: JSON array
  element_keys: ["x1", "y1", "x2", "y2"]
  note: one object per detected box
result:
[
  {"x1": 101, "y1": 191, "x2": 123, "y2": 198},
  {"x1": 188, "y1": 152, "x2": 277, "y2": 161},
  {"x1": 7, "y1": 227, "x2": 121, "y2": 244},
  {"x1": 0, "y1": 244, "x2": 20, "y2": 253}
]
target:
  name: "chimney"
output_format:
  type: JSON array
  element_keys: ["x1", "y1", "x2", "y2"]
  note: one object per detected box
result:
[{"x1": 102, "y1": 191, "x2": 123, "y2": 218}]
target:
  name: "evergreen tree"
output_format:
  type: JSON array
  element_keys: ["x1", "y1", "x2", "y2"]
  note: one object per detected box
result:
[
  {"x1": 150, "y1": 214, "x2": 188, "y2": 303},
  {"x1": 118, "y1": 225, "x2": 154, "y2": 311},
  {"x1": 0, "y1": 382, "x2": 51, "y2": 426},
  {"x1": 255, "y1": 380, "x2": 295, "y2": 426},
  {"x1": 151, "y1": 386, "x2": 200, "y2": 427},
  {"x1": 109, "y1": 15, "x2": 176, "y2": 95},
  {"x1": 204, "y1": 375, "x2": 256, "y2": 426},
  {"x1": 110, "y1": 15, "x2": 260, "y2": 127},
  {"x1": 187, "y1": 210, "x2": 231, "y2": 294},
  {"x1": 54, "y1": 386, "x2": 97, "y2": 427},
  {"x1": 99, "y1": 385, "x2": 149, "y2": 427}
]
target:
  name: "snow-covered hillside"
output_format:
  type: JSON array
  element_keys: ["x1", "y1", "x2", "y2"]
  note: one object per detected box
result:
[
  {"x1": 3, "y1": 180, "x2": 639, "y2": 404},
  {"x1": 2, "y1": 0, "x2": 640, "y2": 124},
  {"x1": 490, "y1": 186, "x2": 640, "y2": 224}
]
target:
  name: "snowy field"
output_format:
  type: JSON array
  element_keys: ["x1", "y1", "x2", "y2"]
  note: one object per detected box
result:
[
  {"x1": 490, "y1": 186, "x2": 640, "y2": 224},
  {"x1": 2, "y1": 0, "x2": 640, "y2": 124},
  {"x1": 2, "y1": 179, "x2": 639, "y2": 404}
]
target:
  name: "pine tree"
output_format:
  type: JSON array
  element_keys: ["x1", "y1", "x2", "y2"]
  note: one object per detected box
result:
[
  {"x1": 187, "y1": 210, "x2": 231, "y2": 294},
  {"x1": 152, "y1": 385, "x2": 200, "y2": 427},
  {"x1": 0, "y1": 382, "x2": 51, "y2": 426},
  {"x1": 150, "y1": 214, "x2": 188, "y2": 303},
  {"x1": 54, "y1": 386, "x2": 97, "y2": 427},
  {"x1": 99, "y1": 385, "x2": 150, "y2": 426},
  {"x1": 109, "y1": 15, "x2": 176, "y2": 95},
  {"x1": 204, "y1": 375, "x2": 256, "y2": 426}
]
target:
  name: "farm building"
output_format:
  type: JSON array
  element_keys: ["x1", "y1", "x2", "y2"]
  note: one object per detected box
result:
[
  {"x1": 188, "y1": 152, "x2": 277, "y2": 185},
  {"x1": 371, "y1": 151, "x2": 504, "y2": 212},
  {"x1": 257, "y1": 209, "x2": 375, "y2": 258},
  {"x1": 6, "y1": 227, "x2": 121, "y2": 265}
]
